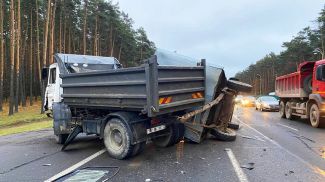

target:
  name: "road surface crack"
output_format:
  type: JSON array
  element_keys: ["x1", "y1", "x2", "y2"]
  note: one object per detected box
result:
[{"x1": 0, "y1": 151, "x2": 60, "y2": 175}]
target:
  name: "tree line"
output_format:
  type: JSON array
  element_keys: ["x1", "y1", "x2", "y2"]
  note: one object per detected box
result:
[
  {"x1": 235, "y1": 7, "x2": 325, "y2": 95},
  {"x1": 0, "y1": 0, "x2": 156, "y2": 115}
]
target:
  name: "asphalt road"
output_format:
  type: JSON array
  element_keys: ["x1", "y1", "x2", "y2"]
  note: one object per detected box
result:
[{"x1": 0, "y1": 106, "x2": 324, "y2": 182}]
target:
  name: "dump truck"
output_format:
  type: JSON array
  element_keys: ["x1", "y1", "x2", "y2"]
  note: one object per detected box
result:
[
  {"x1": 275, "y1": 60, "x2": 325, "y2": 128},
  {"x1": 42, "y1": 53, "x2": 251, "y2": 159}
]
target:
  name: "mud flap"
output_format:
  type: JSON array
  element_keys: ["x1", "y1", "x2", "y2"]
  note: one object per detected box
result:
[
  {"x1": 53, "y1": 102, "x2": 72, "y2": 135},
  {"x1": 61, "y1": 126, "x2": 83, "y2": 151}
]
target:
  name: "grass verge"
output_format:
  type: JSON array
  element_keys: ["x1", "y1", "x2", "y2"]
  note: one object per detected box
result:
[
  {"x1": 0, "y1": 120, "x2": 52, "y2": 136},
  {"x1": 0, "y1": 100, "x2": 52, "y2": 136}
]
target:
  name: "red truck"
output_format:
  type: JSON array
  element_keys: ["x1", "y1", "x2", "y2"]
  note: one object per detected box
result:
[{"x1": 275, "y1": 60, "x2": 325, "y2": 128}]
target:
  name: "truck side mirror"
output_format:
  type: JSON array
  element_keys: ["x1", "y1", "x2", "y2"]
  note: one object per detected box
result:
[{"x1": 42, "y1": 67, "x2": 49, "y2": 80}]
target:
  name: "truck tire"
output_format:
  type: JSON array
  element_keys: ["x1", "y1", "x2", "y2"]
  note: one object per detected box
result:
[
  {"x1": 309, "y1": 104, "x2": 325, "y2": 128},
  {"x1": 55, "y1": 134, "x2": 69, "y2": 144},
  {"x1": 279, "y1": 101, "x2": 286, "y2": 118},
  {"x1": 132, "y1": 142, "x2": 146, "y2": 157},
  {"x1": 210, "y1": 128, "x2": 236, "y2": 141},
  {"x1": 227, "y1": 80, "x2": 252, "y2": 93},
  {"x1": 303, "y1": 75, "x2": 312, "y2": 94},
  {"x1": 152, "y1": 123, "x2": 184, "y2": 147},
  {"x1": 285, "y1": 102, "x2": 293, "y2": 120},
  {"x1": 103, "y1": 118, "x2": 134, "y2": 159}
]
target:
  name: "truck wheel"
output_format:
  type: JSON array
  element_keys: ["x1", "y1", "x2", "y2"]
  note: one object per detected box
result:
[
  {"x1": 132, "y1": 142, "x2": 146, "y2": 157},
  {"x1": 152, "y1": 125, "x2": 174, "y2": 147},
  {"x1": 279, "y1": 101, "x2": 286, "y2": 118},
  {"x1": 309, "y1": 104, "x2": 324, "y2": 128},
  {"x1": 227, "y1": 80, "x2": 252, "y2": 93},
  {"x1": 285, "y1": 102, "x2": 293, "y2": 120},
  {"x1": 303, "y1": 75, "x2": 312, "y2": 94},
  {"x1": 55, "y1": 134, "x2": 69, "y2": 144},
  {"x1": 152, "y1": 123, "x2": 184, "y2": 147},
  {"x1": 103, "y1": 118, "x2": 134, "y2": 159},
  {"x1": 210, "y1": 128, "x2": 236, "y2": 141}
]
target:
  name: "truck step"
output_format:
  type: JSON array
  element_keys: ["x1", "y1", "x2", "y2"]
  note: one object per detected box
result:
[
  {"x1": 292, "y1": 113, "x2": 308, "y2": 119},
  {"x1": 291, "y1": 107, "x2": 305, "y2": 111}
]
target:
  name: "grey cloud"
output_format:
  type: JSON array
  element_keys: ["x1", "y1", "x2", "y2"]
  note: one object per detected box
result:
[{"x1": 115, "y1": 0, "x2": 324, "y2": 77}]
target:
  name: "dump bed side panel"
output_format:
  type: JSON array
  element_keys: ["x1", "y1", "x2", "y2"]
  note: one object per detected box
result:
[
  {"x1": 60, "y1": 56, "x2": 206, "y2": 117},
  {"x1": 275, "y1": 72, "x2": 307, "y2": 98},
  {"x1": 156, "y1": 65, "x2": 205, "y2": 115},
  {"x1": 61, "y1": 67, "x2": 148, "y2": 111}
]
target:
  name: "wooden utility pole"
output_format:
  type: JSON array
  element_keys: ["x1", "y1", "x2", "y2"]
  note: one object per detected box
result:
[
  {"x1": 118, "y1": 41, "x2": 122, "y2": 61},
  {"x1": 36, "y1": 0, "x2": 41, "y2": 81},
  {"x1": 83, "y1": 0, "x2": 88, "y2": 55},
  {"x1": 29, "y1": 8, "x2": 33, "y2": 106},
  {"x1": 9, "y1": 0, "x2": 15, "y2": 115},
  {"x1": 14, "y1": 0, "x2": 21, "y2": 112},
  {"x1": 59, "y1": 0, "x2": 62, "y2": 53},
  {"x1": 93, "y1": 11, "x2": 98, "y2": 56},
  {"x1": 36, "y1": 0, "x2": 44, "y2": 113},
  {"x1": 109, "y1": 25, "x2": 114, "y2": 56},
  {"x1": 49, "y1": 1, "x2": 56, "y2": 64},
  {"x1": 43, "y1": 0, "x2": 52, "y2": 67},
  {"x1": 110, "y1": 33, "x2": 115, "y2": 57},
  {"x1": 0, "y1": 0, "x2": 4, "y2": 111}
]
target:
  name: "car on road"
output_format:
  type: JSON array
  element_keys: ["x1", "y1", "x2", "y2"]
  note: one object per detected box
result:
[
  {"x1": 255, "y1": 96, "x2": 279, "y2": 111},
  {"x1": 241, "y1": 96, "x2": 256, "y2": 107},
  {"x1": 235, "y1": 95, "x2": 243, "y2": 104}
]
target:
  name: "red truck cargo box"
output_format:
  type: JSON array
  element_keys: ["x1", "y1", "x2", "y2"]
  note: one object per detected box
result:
[{"x1": 275, "y1": 61, "x2": 314, "y2": 98}]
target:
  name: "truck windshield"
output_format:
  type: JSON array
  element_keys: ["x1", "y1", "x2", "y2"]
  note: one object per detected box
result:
[
  {"x1": 316, "y1": 65, "x2": 325, "y2": 81},
  {"x1": 56, "y1": 54, "x2": 121, "y2": 73}
]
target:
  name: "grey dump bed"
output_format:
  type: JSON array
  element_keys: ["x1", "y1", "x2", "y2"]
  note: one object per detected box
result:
[{"x1": 59, "y1": 56, "x2": 206, "y2": 117}]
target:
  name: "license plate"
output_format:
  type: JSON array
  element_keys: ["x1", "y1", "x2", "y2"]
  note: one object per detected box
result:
[{"x1": 147, "y1": 125, "x2": 166, "y2": 134}]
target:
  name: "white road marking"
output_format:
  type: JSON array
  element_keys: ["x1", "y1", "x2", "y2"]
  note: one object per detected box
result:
[
  {"x1": 44, "y1": 149, "x2": 106, "y2": 182},
  {"x1": 233, "y1": 116, "x2": 319, "y2": 172},
  {"x1": 277, "y1": 123, "x2": 299, "y2": 131},
  {"x1": 225, "y1": 148, "x2": 249, "y2": 182}
]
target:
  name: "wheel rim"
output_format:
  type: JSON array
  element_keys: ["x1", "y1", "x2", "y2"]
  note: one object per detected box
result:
[
  {"x1": 285, "y1": 102, "x2": 291, "y2": 118},
  {"x1": 310, "y1": 105, "x2": 319, "y2": 127},
  {"x1": 109, "y1": 129, "x2": 123, "y2": 151},
  {"x1": 280, "y1": 102, "x2": 285, "y2": 116}
]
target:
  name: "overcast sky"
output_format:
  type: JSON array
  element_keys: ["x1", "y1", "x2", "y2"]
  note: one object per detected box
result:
[{"x1": 114, "y1": 0, "x2": 324, "y2": 77}]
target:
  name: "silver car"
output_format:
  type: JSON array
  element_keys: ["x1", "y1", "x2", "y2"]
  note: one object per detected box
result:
[{"x1": 255, "y1": 96, "x2": 279, "y2": 111}]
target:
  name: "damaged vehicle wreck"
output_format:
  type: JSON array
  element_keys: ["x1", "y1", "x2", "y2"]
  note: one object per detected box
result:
[{"x1": 42, "y1": 52, "x2": 251, "y2": 159}]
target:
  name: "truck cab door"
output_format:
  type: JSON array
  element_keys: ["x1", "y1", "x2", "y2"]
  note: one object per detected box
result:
[
  {"x1": 45, "y1": 63, "x2": 60, "y2": 110},
  {"x1": 314, "y1": 64, "x2": 325, "y2": 97}
]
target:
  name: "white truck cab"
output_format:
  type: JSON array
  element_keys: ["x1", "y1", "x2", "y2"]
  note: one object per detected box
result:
[
  {"x1": 44, "y1": 63, "x2": 62, "y2": 110},
  {"x1": 43, "y1": 54, "x2": 121, "y2": 112}
]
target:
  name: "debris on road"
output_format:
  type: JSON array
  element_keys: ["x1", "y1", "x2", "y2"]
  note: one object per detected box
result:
[
  {"x1": 42, "y1": 163, "x2": 51, "y2": 166},
  {"x1": 285, "y1": 170, "x2": 295, "y2": 176},
  {"x1": 180, "y1": 170, "x2": 186, "y2": 174},
  {"x1": 239, "y1": 134, "x2": 265, "y2": 142},
  {"x1": 145, "y1": 178, "x2": 152, "y2": 182},
  {"x1": 240, "y1": 162, "x2": 255, "y2": 170}
]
